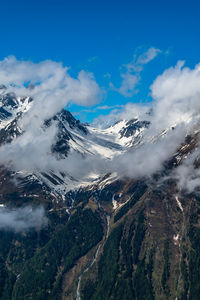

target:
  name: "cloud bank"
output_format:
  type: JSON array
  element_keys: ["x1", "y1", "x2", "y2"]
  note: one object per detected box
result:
[
  {"x1": 111, "y1": 124, "x2": 187, "y2": 179},
  {"x1": 150, "y1": 60, "x2": 200, "y2": 133},
  {"x1": 93, "y1": 60, "x2": 200, "y2": 184},
  {"x1": 0, "y1": 55, "x2": 200, "y2": 192}
]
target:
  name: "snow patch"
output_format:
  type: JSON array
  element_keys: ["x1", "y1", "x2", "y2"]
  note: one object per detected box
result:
[
  {"x1": 175, "y1": 196, "x2": 183, "y2": 212},
  {"x1": 112, "y1": 194, "x2": 118, "y2": 210}
]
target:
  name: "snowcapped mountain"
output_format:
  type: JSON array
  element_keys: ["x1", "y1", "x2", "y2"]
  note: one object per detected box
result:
[{"x1": 0, "y1": 89, "x2": 151, "y2": 196}]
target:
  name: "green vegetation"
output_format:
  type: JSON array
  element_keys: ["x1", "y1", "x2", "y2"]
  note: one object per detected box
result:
[
  {"x1": 132, "y1": 210, "x2": 146, "y2": 264},
  {"x1": 121, "y1": 220, "x2": 135, "y2": 277},
  {"x1": 114, "y1": 183, "x2": 147, "y2": 223},
  {"x1": 111, "y1": 221, "x2": 135, "y2": 300},
  {"x1": 134, "y1": 258, "x2": 154, "y2": 300},
  {"x1": 81, "y1": 280, "x2": 96, "y2": 300},
  {"x1": 180, "y1": 252, "x2": 189, "y2": 300},
  {"x1": 12, "y1": 208, "x2": 103, "y2": 300},
  {"x1": 111, "y1": 276, "x2": 135, "y2": 300},
  {"x1": 0, "y1": 263, "x2": 15, "y2": 300},
  {"x1": 188, "y1": 222, "x2": 200, "y2": 300},
  {"x1": 82, "y1": 224, "x2": 122, "y2": 300},
  {"x1": 0, "y1": 208, "x2": 103, "y2": 300},
  {"x1": 82, "y1": 209, "x2": 151, "y2": 300},
  {"x1": 161, "y1": 239, "x2": 170, "y2": 296}
]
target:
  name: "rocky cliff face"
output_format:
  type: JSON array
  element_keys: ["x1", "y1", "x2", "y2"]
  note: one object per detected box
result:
[{"x1": 0, "y1": 89, "x2": 200, "y2": 299}]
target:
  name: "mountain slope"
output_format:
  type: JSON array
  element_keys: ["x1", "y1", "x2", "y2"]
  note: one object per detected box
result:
[{"x1": 0, "y1": 89, "x2": 200, "y2": 300}]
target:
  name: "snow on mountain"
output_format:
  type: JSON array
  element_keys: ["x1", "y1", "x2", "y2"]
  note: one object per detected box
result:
[
  {"x1": 0, "y1": 89, "x2": 158, "y2": 197},
  {"x1": 0, "y1": 90, "x2": 148, "y2": 196}
]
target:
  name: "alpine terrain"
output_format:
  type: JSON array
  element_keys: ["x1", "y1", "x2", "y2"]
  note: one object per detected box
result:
[{"x1": 0, "y1": 86, "x2": 200, "y2": 300}]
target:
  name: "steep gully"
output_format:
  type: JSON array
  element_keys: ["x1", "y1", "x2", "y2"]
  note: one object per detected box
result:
[{"x1": 76, "y1": 203, "x2": 111, "y2": 300}]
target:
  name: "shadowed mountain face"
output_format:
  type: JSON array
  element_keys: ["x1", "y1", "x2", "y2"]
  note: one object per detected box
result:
[
  {"x1": 0, "y1": 91, "x2": 200, "y2": 300},
  {"x1": 119, "y1": 119, "x2": 150, "y2": 138}
]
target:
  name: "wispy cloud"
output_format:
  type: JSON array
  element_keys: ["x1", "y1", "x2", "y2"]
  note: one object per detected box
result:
[
  {"x1": 110, "y1": 47, "x2": 161, "y2": 97},
  {"x1": 0, "y1": 206, "x2": 47, "y2": 232},
  {"x1": 135, "y1": 47, "x2": 161, "y2": 67},
  {"x1": 110, "y1": 73, "x2": 139, "y2": 97},
  {"x1": 72, "y1": 104, "x2": 124, "y2": 118},
  {"x1": 104, "y1": 73, "x2": 111, "y2": 79},
  {"x1": 88, "y1": 56, "x2": 98, "y2": 63}
]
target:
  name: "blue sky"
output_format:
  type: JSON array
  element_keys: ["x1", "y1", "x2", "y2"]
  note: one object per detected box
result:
[{"x1": 0, "y1": 0, "x2": 200, "y2": 122}]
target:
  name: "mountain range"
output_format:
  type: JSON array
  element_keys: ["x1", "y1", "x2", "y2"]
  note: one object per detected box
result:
[{"x1": 0, "y1": 87, "x2": 199, "y2": 300}]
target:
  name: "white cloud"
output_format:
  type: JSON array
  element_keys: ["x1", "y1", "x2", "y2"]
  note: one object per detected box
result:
[
  {"x1": 0, "y1": 121, "x2": 58, "y2": 172},
  {"x1": 173, "y1": 145, "x2": 200, "y2": 193},
  {"x1": 110, "y1": 73, "x2": 139, "y2": 97},
  {"x1": 150, "y1": 60, "x2": 200, "y2": 134},
  {"x1": 112, "y1": 124, "x2": 187, "y2": 178},
  {"x1": 136, "y1": 47, "x2": 161, "y2": 66}
]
